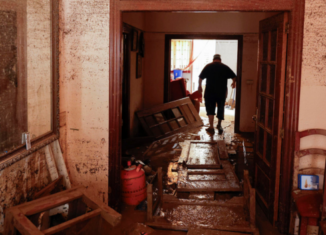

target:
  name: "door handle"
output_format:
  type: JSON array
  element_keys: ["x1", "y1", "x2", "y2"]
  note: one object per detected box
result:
[{"x1": 252, "y1": 115, "x2": 257, "y2": 122}]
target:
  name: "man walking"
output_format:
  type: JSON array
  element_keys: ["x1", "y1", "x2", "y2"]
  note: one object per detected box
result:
[{"x1": 198, "y1": 54, "x2": 236, "y2": 134}]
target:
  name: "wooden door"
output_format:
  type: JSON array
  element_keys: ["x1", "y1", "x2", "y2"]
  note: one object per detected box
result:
[
  {"x1": 121, "y1": 31, "x2": 130, "y2": 139},
  {"x1": 254, "y1": 13, "x2": 288, "y2": 225}
]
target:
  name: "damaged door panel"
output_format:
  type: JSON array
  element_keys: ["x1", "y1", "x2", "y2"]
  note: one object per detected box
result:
[{"x1": 137, "y1": 97, "x2": 203, "y2": 139}]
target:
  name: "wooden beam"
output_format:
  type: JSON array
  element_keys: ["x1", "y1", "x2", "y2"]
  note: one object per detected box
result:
[
  {"x1": 13, "y1": 210, "x2": 43, "y2": 235},
  {"x1": 147, "y1": 184, "x2": 153, "y2": 222},
  {"x1": 33, "y1": 176, "x2": 63, "y2": 200},
  {"x1": 118, "y1": 0, "x2": 294, "y2": 11},
  {"x1": 42, "y1": 209, "x2": 101, "y2": 235},
  {"x1": 18, "y1": 188, "x2": 83, "y2": 215}
]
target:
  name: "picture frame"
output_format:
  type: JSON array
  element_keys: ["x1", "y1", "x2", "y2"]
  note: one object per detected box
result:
[
  {"x1": 131, "y1": 29, "x2": 138, "y2": 51},
  {"x1": 136, "y1": 53, "x2": 142, "y2": 78}
]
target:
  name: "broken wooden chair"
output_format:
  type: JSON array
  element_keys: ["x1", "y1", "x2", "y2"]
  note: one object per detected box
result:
[
  {"x1": 176, "y1": 140, "x2": 241, "y2": 195},
  {"x1": 4, "y1": 187, "x2": 121, "y2": 235},
  {"x1": 291, "y1": 129, "x2": 326, "y2": 235},
  {"x1": 146, "y1": 169, "x2": 259, "y2": 235}
]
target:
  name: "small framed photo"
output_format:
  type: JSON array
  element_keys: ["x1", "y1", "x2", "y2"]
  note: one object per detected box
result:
[
  {"x1": 131, "y1": 29, "x2": 138, "y2": 51},
  {"x1": 136, "y1": 53, "x2": 142, "y2": 78}
]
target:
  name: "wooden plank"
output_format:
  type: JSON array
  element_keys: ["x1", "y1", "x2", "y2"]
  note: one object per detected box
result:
[
  {"x1": 50, "y1": 140, "x2": 72, "y2": 189},
  {"x1": 186, "y1": 141, "x2": 221, "y2": 169},
  {"x1": 178, "y1": 140, "x2": 191, "y2": 164},
  {"x1": 80, "y1": 191, "x2": 122, "y2": 227},
  {"x1": 3, "y1": 208, "x2": 18, "y2": 235},
  {"x1": 44, "y1": 145, "x2": 59, "y2": 181},
  {"x1": 147, "y1": 184, "x2": 153, "y2": 222},
  {"x1": 158, "y1": 167, "x2": 163, "y2": 202},
  {"x1": 13, "y1": 210, "x2": 43, "y2": 235},
  {"x1": 33, "y1": 176, "x2": 63, "y2": 200},
  {"x1": 118, "y1": 0, "x2": 294, "y2": 11},
  {"x1": 217, "y1": 140, "x2": 229, "y2": 160},
  {"x1": 145, "y1": 220, "x2": 256, "y2": 233},
  {"x1": 163, "y1": 196, "x2": 244, "y2": 206},
  {"x1": 177, "y1": 161, "x2": 241, "y2": 193},
  {"x1": 18, "y1": 187, "x2": 83, "y2": 215},
  {"x1": 187, "y1": 228, "x2": 247, "y2": 235},
  {"x1": 42, "y1": 209, "x2": 101, "y2": 235},
  {"x1": 187, "y1": 169, "x2": 225, "y2": 175}
]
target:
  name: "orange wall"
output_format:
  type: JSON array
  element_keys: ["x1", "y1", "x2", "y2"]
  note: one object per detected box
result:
[{"x1": 139, "y1": 12, "x2": 277, "y2": 132}]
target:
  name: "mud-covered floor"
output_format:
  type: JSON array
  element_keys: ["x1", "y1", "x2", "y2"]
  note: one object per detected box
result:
[{"x1": 112, "y1": 118, "x2": 282, "y2": 235}]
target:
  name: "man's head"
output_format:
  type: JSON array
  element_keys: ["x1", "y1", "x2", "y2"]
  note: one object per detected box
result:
[{"x1": 213, "y1": 54, "x2": 221, "y2": 63}]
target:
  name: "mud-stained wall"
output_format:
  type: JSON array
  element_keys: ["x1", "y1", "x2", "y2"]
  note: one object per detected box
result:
[
  {"x1": 297, "y1": 0, "x2": 326, "y2": 178},
  {"x1": 0, "y1": 147, "x2": 51, "y2": 232},
  {"x1": 27, "y1": 0, "x2": 52, "y2": 139},
  {"x1": 59, "y1": 0, "x2": 109, "y2": 203}
]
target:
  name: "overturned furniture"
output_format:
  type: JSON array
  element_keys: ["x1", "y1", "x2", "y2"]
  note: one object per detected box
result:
[
  {"x1": 146, "y1": 170, "x2": 259, "y2": 234},
  {"x1": 137, "y1": 97, "x2": 203, "y2": 139},
  {"x1": 4, "y1": 187, "x2": 121, "y2": 235},
  {"x1": 177, "y1": 140, "x2": 241, "y2": 194}
]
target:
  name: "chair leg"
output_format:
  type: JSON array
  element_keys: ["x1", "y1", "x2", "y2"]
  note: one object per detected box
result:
[{"x1": 299, "y1": 217, "x2": 308, "y2": 235}]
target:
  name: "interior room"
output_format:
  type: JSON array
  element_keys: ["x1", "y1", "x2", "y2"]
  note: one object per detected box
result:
[{"x1": 0, "y1": 0, "x2": 325, "y2": 234}]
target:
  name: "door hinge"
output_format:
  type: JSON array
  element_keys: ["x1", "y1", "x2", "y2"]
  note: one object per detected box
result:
[
  {"x1": 280, "y1": 129, "x2": 285, "y2": 139},
  {"x1": 285, "y1": 23, "x2": 290, "y2": 34}
]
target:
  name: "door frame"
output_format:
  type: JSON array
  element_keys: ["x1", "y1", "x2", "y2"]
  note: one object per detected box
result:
[
  {"x1": 109, "y1": 1, "x2": 305, "y2": 233},
  {"x1": 164, "y1": 34, "x2": 243, "y2": 133},
  {"x1": 121, "y1": 23, "x2": 132, "y2": 139}
]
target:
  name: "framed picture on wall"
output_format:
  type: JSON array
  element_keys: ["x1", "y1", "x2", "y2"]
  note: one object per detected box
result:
[
  {"x1": 131, "y1": 29, "x2": 138, "y2": 51},
  {"x1": 136, "y1": 53, "x2": 142, "y2": 78}
]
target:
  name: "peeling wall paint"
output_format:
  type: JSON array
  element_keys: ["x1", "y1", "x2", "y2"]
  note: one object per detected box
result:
[
  {"x1": 59, "y1": 0, "x2": 110, "y2": 204},
  {"x1": 0, "y1": 146, "x2": 50, "y2": 233}
]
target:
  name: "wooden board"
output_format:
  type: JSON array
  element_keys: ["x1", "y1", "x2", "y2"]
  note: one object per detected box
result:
[
  {"x1": 143, "y1": 133, "x2": 200, "y2": 158},
  {"x1": 177, "y1": 160, "x2": 241, "y2": 193},
  {"x1": 187, "y1": 228, "x2": 249, "y2": 235},
  {"x1": 217, "y1": 140, "x2": 229, "y2": 160},
  {"x1": 137, "y1": 97, "x2": 203, "y2": 139},
  {"x1": 186, "y1": 141, "x2": 221, "y2": 169},
  {"x1": 146, "y1": 171, "x2": 258, "y2": 235}
]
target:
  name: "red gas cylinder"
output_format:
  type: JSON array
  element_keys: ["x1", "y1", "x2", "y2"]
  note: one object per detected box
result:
[{"x1": 121, "y1": 161, "x2": 147, "y2": 205}]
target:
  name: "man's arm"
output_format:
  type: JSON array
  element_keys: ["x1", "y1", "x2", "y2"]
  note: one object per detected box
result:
[
  {"x1": 231, "y1": 77, "x2": 237, "y2": 89},
  {"x1": 198, "y1": 78, "x2": 203, "y2": 94}
]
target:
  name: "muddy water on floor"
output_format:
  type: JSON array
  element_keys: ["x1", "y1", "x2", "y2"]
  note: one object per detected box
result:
[{"x1": 160, "y1": 204, "x2": 249, "y2": 228}]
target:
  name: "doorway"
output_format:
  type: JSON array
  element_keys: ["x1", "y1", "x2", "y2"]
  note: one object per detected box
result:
[
  {"x1": 164, "y1": 35, "x2": 242, "y2": 133},
  {"x1": 110, "y1": 4, "x2": 305, "y2": 233}
]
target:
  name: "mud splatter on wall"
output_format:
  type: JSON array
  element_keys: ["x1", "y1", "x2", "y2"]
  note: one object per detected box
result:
[
  {"x1": 27, "y1": 0, "x2": 52, "y2": 139},
  {"x1": 59, "y1": 0, "x2": 109, "y2": 204},
  {"x1": 297, "y1": 0, "x2": 326, "y2": 181},
  {"x1": 0, "y1": 146, "x2": 50, "y2": 233},
  {"x1": 301, "y1": 0, "x2": 326, "y2": 87}
]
